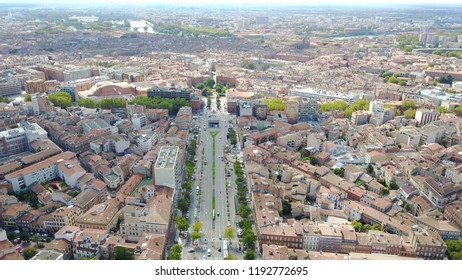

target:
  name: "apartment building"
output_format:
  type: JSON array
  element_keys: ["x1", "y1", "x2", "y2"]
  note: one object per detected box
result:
[
  {"x1": 51, "y1": 206, "x2": 83, "y2": 232},
  {"x1": 415, "y1": 109, "x2": 439, "y2": 126},
  {"x1": 298, "y1": 97, "x2": 319, "y2": 121},
  {"x1": 5, "y1": 151, "x2": 77, "y2": 192},
  {"x1": 0, "y1": 122, "x2": 48, "y2": 158},
  {"x1": 409, "y1": 228, "x2": 446, "y2": 260},
  {"x1": 73, "y1": 229, "x2": 108, "y2": 260},
  {"x1": 153, "y1": 146, "x2": 182, "y2": 189},
  {"x1": 120, "y1": 186, "x2": 173, "y2": 242},
  {"x1": 444, "y1": 201, "x2": 462, "y2": 230},
  {"x1": 131, "y1": 113, "x2": 147, "y2": 129},
  {"x1": 31, "y1": 93, "x2": 55, "y2": 115},
  {"x1": 76, "y1": 199, "x2": 120, "y2": 232},
  {"x1": 147, "y1": 86, "x2": 191, "y2": 101},
  {"x1": 420, "y1": 177, "x2": 457, "y2": 208}
]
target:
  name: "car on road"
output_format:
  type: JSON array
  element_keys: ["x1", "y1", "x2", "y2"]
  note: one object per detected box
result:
[
  {"x1": 204, "y1": 239, "x2": 207, "y2": 244},
  {"x1": 217, "y1": 212, "x2": 220, "y2": 216},
  {"x1": 207, "y1": 249, "x2": 211, "y2": 257},
  {"x1": 202, "y1": 255, "x2": 206, "y2": 260},
  {"x1": 219, "y1": 234, "x2": 222, "y2": 240},
  {"x1": 202, "y1": 245, "x2": 207, "y2": 252},
  {"x1": 188, "y1": 248, "x2": 195, "y2": 253}
]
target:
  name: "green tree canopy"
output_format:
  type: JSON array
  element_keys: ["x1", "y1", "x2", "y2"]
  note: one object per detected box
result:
[
  {"x1": 244, "y1": 249, "x2": 256, "y2": 260},
  {"x1": 99, "y1": 98, "x2": 126, "y2": 109},
  {"x1": 224, "y1": 253, "x2": 237, "y2": 260},
  {"x1": 191, "y1": 221, "x2": 203, "y2": 232},
  {"x1": 224, "y1": 226, "x2": 235, "y2": 241},
  {"x1": 401, "y1": 100, "x2": 416, "y2": 111},
  {"x1": 204, "y1": 78, "x2": 215, "y2": 88},
  {"x1": 31, "y1": 234, "x2": 42, "y2": 243},
  {"x1": 446, "y1": 240, "x2": 462, "y2": 260},
  {"x1": 455, "y1": 106, "x2": 462, "y2": 117},
  {"x1": 77, "y1": 98, "x2": 97, "y2": 108},
  {"x1": 344, "y1": 99, "x2": 370, "y2": 118},
  {"x1": 114, "y1": 246, "x2": 135, "y2": 260},
  {"x1": 242, "y1": 229, "x2": 257, "y2": 250},
  {"x1": 370, "y1": 224, "x2": 384, "y2": 231},
  {"x1": 436, "y1": 106, "x2": 450, "y2": 114},
  {"x1": 47, "y1": 91, "x2": 72, "y2": 109},
  {"x1": 333, "y1": 168, "x2": 344, "y2": 177},
  {"x1": 366, "y1": 163, "x2": 374, "y2": 174},
  {"x1": 130, "y1": 96, "x2": 191, "y2": 115},
  {"x1": 19, "y1": 231, "x2": 30, "y2": 241},
  {"x1": 282, "y1": 199, "x2": 292, "y2": 216},
  {"x1": 175, "y1": 216, "x2": 189, "y2": 233},
  {"x1": 403, "y1": 108, "x2": 416, "y2": 119},
  {"x1": 23, "y1": 247, "x2": 38, "y2": 260},
  {"x1": 24, "y1": 94, "x2": 32, "y2": 101},
  {"x1": 352, "y1": 221, "x2": 363, "y2": 232},
  {"x1": 167, "y1": 244, "x2": 182, "y2": 260},
  {"x1": 190, "y1": 231, "x2": 202, "y2": 244},
  {"x1": 319, "y1": 100, "x2": 349, "y2": 112},
  {"x1": 263, "y1": 98, "x2": 286, "y2": 111},
  {"x1": 243, "y1": 62, "x2": 255, "y2": 70}
]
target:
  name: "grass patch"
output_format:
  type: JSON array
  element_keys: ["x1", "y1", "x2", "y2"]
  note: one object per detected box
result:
[
  {"x1": 212, "y1": 195, "x2": 216, "y2": 220},
  {"x1": 210, "y1": 131, "x2": 219, "y2": 184}
]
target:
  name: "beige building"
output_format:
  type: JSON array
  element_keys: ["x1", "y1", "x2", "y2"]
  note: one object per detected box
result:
[
  {"x1": 51, "y1": 206, "x2": 83, "y2": 231},
  {"x1": 120, "y1": 186, "x2": 173, "y2": 242},
  {"x1": 76, "y1": 199, "x2": 120, "y2": 232}
]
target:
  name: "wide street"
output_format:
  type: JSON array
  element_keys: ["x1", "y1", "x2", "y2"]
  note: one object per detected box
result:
[{"x1": 181, "y1": 95, "x2": 241, "y2": 260}]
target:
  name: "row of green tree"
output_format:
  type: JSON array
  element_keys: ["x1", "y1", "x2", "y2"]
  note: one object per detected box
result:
[
  {"x1": 435, "y1": 75, "x2": 454, "y2": 85},
  {"x1": 197, "y1": 78, "x2": 229, "y2": 97},
  {"x1": 319, "y1": 99, "x2": 371, "y2": 118},
  {"x1": 47, "y1": 92, "x2": 73, "y2": 109},
  {"x1": 228, "y1": 129, "x2": 237, "y2": 146},
  {"x1": 432, "y1": 50, "x2": 462, "y2": 58},
  {"x1": 178, "y1": 135, "x2": 197, "y2": 216},
  {"x1": 446, "y1": 240, "x2": 462, "y2": 260},
  {"x1": 77, "y1": 97, "x2": 127, "y2": 109},
  {"x1": 351, "y1": 221, "x2": 384, "y2": 233},
  {"x1": 129, "y1": 96, "x2": 191, "y2": 115},
  {"x1": 263, "y1": 98, "x2": 286, "y2": 111},
  {"x1": 396, "y1": 35, "x2": 420, "y2": 52},
  {"x1": 234, "y1": 159, "x2": 257, "y2": 253},
  {"x1": 154, "y1": 23, "x2": 231, "y2": 38},
  {"x1": 380, "y1": 71, "x2": 407, "y2": 86}
]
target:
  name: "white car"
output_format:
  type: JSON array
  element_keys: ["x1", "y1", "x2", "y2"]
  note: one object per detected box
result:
[{"x1": 202, "y1": 245, "x2": 207, "y2": 252}]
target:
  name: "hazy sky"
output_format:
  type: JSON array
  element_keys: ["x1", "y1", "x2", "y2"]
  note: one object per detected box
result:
[{"x1": 1, "y1": 0, "x2": 462, "y2": 5}]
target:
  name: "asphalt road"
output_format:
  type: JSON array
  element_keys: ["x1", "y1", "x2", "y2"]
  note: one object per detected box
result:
[{"x1": 181, "y1": 95, "x2": 240, "y2": 260}]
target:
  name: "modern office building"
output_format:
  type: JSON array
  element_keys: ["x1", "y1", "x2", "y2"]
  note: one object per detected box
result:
[
  {"x1": 290, "y1": 87, "x2": 359, "y2": 104},
  {"x1": 153, "y1": 146, "x2": 182, "y2": 189},
  {"x1": 253, "y1": 102, "x2": 268, "y2": 120},
  {"x1": 31, "y1": 93, "x2": 55, "y2": 115},
  {"x1": 147, "y1": 86, "x2": 191, "y2": 101},
  {"x1": 415, "y1": 109, "x2": 439, "y2": 126},
  {"x1": 299, "y1": 97, "x2": 319, "y2": 121},
  {"x1": 5, "y1": 151, "x2": 78, "y2": 192},
  {"x1": 237, "y1": 100, "x2": 253, "y2": 117},
  {"x1": 131, "y1": 113, "x2": 147, "y2": 129},
  {"x1": 0, "y1": 122, "x2": 48, "y2": 158}
]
